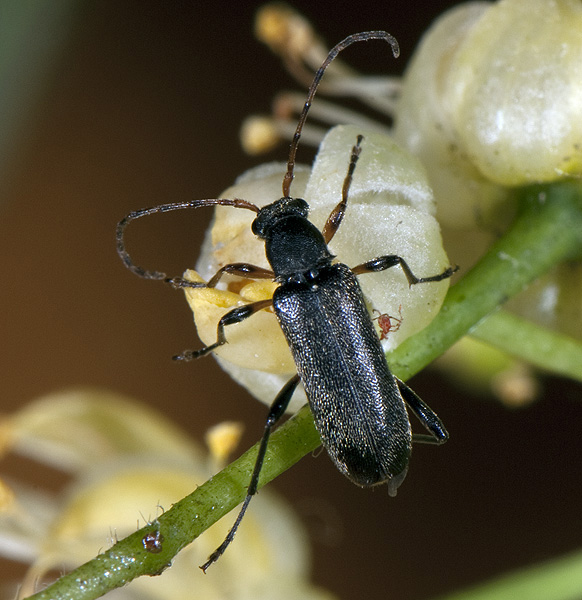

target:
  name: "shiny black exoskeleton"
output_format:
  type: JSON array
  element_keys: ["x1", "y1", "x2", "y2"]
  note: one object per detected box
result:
[{"x1": 253, "y1": 193, "x2": 450, "y2": 495}]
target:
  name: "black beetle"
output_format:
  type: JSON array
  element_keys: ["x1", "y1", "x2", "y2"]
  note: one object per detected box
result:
[{"x1": 117, "y1": 31, "x2": 455, "y2": 571}]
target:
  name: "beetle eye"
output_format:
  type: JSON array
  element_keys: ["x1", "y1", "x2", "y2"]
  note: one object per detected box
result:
[{"x1": 250, "y1": 216, "x2": 262, "y2": 237}]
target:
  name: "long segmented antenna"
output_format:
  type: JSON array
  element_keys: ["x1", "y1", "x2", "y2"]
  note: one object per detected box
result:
[
  {"x1": 116, "y1": 198, "x2": 259, "y2": 282},
  {"x1": 282, "y1": 30, "x2": 399, "y2": 198}
]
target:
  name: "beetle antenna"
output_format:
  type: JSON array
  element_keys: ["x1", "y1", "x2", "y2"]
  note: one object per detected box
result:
[
  {"x1": 282, "y1": 31, "x2": 399, "y2": 198},
  {"x1": 116, "y1": 198, "x2": 259, "y2": 281}
]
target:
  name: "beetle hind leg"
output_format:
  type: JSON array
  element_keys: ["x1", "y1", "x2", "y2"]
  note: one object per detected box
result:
[
  {"x1": 200, "y1": 374, "x2": 301, "y2": 572},
  {"x1": 396, "y1": 377, "x2": 449, "y2": 445}
]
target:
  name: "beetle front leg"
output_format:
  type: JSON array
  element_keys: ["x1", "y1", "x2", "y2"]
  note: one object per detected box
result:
[
  {"x1": 167, "y1": 262, "x2": 275, "y2": 290},
  {"x1": 174, "y1": 298, "x2": 273, "y2": 361},
  {"x1": 351, "y1": 255, "x2": 457, "y2": 286}
]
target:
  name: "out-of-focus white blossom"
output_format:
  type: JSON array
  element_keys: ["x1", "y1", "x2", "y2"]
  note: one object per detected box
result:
[
  {"x1": 0, "y1": 389, "x2": 334, "y2": 600},
  {"x1": 394, "y1": 0, "x2": 582, "y2": 228}
]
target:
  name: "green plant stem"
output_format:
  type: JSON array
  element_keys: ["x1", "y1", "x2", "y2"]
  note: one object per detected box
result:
[
  {"x1": 26, "y1": 181, "x2": 582, "y2": 600},
  {"x1": 389, "y1": 181, "x2": 582, "y2": 379},
  {"x1": 25, "y1": 405, "x2": 321, "y2": 600},
  {"x1": 471, "y1": 310, "x2": 582, "y2": 381},
  {"x1": 430, "y1": 549, "x2": 582, "y2": 600}
]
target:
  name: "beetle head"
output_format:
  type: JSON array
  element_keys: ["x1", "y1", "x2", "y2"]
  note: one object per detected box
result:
[{"x1": 252, "y1": 197, "x2": 310, "y2": 239}]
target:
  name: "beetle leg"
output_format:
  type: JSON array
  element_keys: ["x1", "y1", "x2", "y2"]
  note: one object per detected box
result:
[
  {"x1": 174, "y1": 298, "x2": 273, "y2": 361},
  {"x1": 351, "y1": 255, "x2": 457, "y2": 286},
  {"x1": 201, "y1": 374, "x2": 301, "y2": 572},
  {"x1": 395, "y1": 377, "x2": 448, "y2": 445},
  {"x1": 322, "y1": 135, "x2": 363, "y2": 244},
  {"x1": 206, "y1": 263, "x2": 274, "y2": 288},
  {"x1": 166, "y1": 263, "x2": 275, "y2": 290}
]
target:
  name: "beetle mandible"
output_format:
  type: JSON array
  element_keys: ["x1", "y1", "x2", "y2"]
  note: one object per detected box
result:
[{"x1": 116, "y1": 31, "x2": 455, "y2": 571}]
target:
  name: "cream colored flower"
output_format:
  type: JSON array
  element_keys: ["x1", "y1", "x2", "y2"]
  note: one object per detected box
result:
[{"x1": 394, "y1": 0, "x2": 582, "y2": 227}]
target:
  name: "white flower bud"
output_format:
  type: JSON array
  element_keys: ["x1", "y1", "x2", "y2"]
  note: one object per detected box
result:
[
  {"x1": 395, "y1": 0, "x2": 582, "y2": 226},
  {"x1": 185, "y1": 125, "x2": 452, "y2": 408}
]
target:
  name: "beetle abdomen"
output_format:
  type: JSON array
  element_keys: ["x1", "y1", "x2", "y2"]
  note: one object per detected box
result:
[{"x1": 274, "y1": 263, "x2": 412, "y2": 490}]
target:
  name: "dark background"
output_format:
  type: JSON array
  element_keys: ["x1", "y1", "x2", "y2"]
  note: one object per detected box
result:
[{"x1": 1, "y1": 1, "x2": 581, "y2": 598}]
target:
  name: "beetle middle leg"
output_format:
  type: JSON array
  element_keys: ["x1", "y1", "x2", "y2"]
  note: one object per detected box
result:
[
  {"x1": 201, "y1": 374, "x2": 301, "y2": 572},
  {"x1": 174, "y1": 298, "x2": 273, "y2": 361},
  {"x1": 395, "y1": 377, "x2": 449, "y2": 445},
  {"x1": 351, "y1": 255, "x2": 457, "y2": 285}
]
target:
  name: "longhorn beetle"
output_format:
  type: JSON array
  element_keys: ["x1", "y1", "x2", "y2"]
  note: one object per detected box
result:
[{"x1": 117, "y1": 31, "x2": 455, "y2": 571}]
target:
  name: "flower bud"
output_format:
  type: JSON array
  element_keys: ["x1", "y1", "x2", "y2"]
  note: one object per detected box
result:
[
  {"x1": 185, "y1": 125, "x2": 452, "y2": 407},
  {"x1": 394, "y1": 0, "x2": 582, "y2": 227}
]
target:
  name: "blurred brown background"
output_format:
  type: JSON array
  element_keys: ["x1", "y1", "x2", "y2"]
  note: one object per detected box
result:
[{"x1": 1, "y1": 1, "x2": 581, "y2": 598}]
